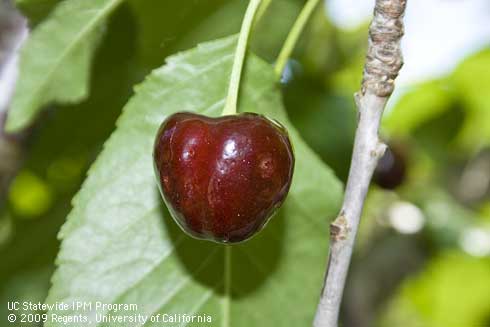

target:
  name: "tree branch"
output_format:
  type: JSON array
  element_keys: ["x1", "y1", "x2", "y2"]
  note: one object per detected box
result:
[{"x1": 313, "y1": 1, "x2": 407, "y2": 326}]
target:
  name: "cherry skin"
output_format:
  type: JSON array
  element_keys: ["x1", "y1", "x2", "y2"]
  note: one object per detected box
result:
[
  {"x1": 374, "y1": 144, "x2": 407, "y2": 190},
  {"x1": 153, "y1": 112, "x2": 295, "y2": 243}
]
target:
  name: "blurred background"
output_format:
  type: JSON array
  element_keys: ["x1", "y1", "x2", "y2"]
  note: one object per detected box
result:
[{"x1": 1, "y1": 0, "x2": 489, "y2": 326}]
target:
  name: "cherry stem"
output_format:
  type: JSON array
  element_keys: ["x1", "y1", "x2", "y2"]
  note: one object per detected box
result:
[
  {"x1": 222, "y1": 245, "x2": 231, "y2": 325},
  {"x1": 255, "y1": 0, "x2": 272, "y2": 27},
  {"x1": 222, "y1": 0, "x2": 263, "y2": 116},
  {"x1": 274, "y1": 0, "x2": 320, "y2": 79}
]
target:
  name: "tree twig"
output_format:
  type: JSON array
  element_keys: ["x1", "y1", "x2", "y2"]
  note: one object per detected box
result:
[{"x1": 313, "y1": 1, "x2": 407, "y2": 326}]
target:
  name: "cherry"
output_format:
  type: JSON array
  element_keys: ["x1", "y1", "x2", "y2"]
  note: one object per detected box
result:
[
  {"x1": 153, "y1": 112, "x2": 295, "y2": 243},
  {"x1": 374, "y1": 143, "x2": 407, "y2": 190}
]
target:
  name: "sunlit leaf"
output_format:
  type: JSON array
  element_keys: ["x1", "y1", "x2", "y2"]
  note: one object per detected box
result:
[
  {"x1": 452, "y1": 49, "x2": 490, "y2": 151},
  {"x1": 45, "y1": 35, "x2": 342, "y2": 326},
  {"x1": 0, "y1": 3, "x2": 157, "y2": 296},
  {"x1": 379, "y1": 251, "x2": 490, "y2": 327},
  {"x1": 383, "y1": 81, "x2": 453, "y2": 137},
  {"x1": 5, "y1": 0, "x2": 124, "y2": 132}
]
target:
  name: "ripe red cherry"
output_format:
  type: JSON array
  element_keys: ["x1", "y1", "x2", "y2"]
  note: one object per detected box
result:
[
  {"x1": 153, "y1": 112, "x2": 294, "y2": 243},
  {"x1": 374, "y1": 143, "x2": 407, "y2": 190}
]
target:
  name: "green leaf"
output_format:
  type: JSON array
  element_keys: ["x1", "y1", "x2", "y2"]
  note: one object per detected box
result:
[
  {"x1": 15, "y1": 0, "x2": 60, "y2": 27},
  {"x1": 0, "y1": 7, "x2": 138, "y2": 285},
  {"x1": 384, "y1": 49, "x2": 490, "y2": 153},
  {"x1": 5, "y1": 0, "x2": 124, "y2": 132},
  {"x1": 379, "y1": 251, "x2": 490, "y2": 327},
  {"x1": 383, "y1": 81, "x2": 453, "y2": 136},
  {"x1": 451, "y1": 49, "x2": 490, "y2": 150},
  {"x1": 46, "y1": 35, "x2": 342, "y2": 326}
]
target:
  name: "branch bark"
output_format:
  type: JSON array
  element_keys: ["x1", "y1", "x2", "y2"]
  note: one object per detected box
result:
[{"x1": 313, "y1": 1, "x2": 407, "y2": 326}]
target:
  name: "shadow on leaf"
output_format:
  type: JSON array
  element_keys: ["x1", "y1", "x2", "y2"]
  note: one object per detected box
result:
[{"x1": 155, "y1": 187, "x2": 285, "y2": 299}]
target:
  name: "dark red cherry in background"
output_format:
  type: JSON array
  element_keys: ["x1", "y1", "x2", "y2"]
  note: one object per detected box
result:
[
  {"x1": 153, "y1": 112, "x2": 295, "y2": 243},
  {"x1": 374, "y1": 143, "x2": 407, "y2": 190}
]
